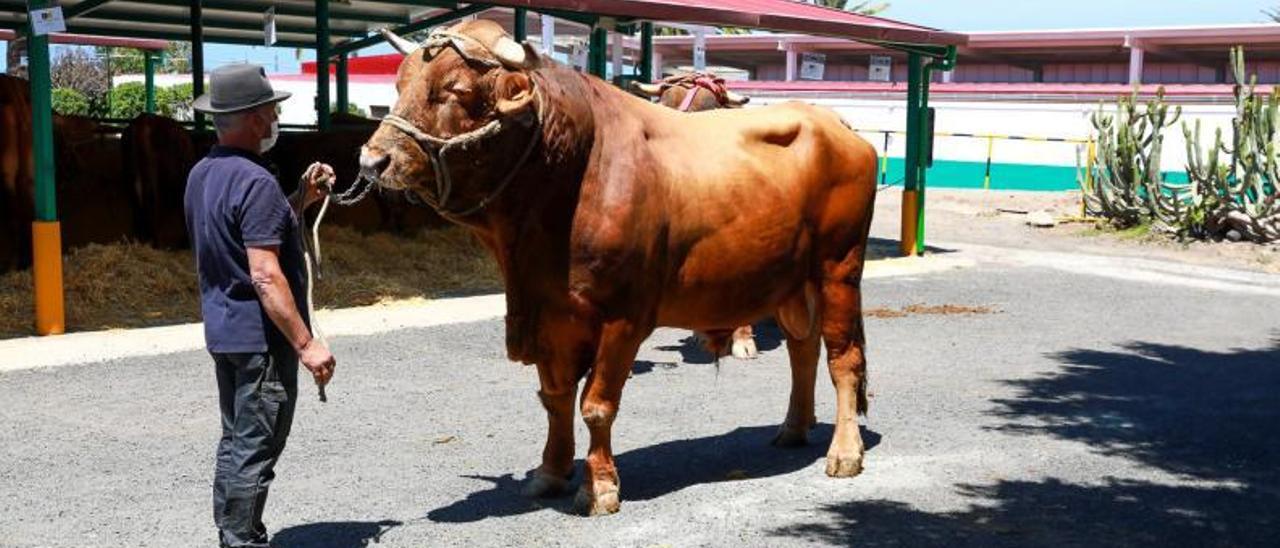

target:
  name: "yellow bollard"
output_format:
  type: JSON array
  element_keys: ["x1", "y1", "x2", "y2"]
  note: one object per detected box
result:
[
  {"x1": 32, "y1": 221, "x2": 66, "y2": 335},
  {"x1": 900, "y1": 189, "x2": 919, "y2": 257}
]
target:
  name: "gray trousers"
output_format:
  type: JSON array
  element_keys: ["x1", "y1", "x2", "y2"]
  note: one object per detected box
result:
[{"x1": 212, "y1": 346, "x2": 298, "y2": 548}]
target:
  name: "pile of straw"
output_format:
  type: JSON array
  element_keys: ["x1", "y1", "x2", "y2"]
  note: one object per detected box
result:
[{"x1": 0, "y1": 226, "x2": 501, "y2": 339}]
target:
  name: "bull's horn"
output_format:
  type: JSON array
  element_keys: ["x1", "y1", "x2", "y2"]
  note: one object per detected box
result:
[
  {"x1": 381, "y1": 28, "x2": 419, "y2": 56},
  {"x1": 724, "y1": 90, "x2": 751, "y2": 106},
  {"x1": 631, "y1": 82, "x2": 663, "y2": 97},
  {"x1": 492, "y1": 35, "x2": 529, "y2": 69}
]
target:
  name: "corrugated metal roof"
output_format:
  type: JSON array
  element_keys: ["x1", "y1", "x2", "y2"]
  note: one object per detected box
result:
[
  {"x1": 482, "y1": 0, "x2": 966, "y2": 45},
  {"x1": 0, "y1": 1, "x2": 965, "y2": 50}
]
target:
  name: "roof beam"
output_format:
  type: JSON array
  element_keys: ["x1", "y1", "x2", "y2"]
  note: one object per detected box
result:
[
  {"x1": 143, "y1": 0, "x2": 410, "y2": 25},
  {"x1": 957, "y1": 46, "x2": 1043, "y2": 73},
  {"x1": 64, "y1": 0, "x2": 116, "y2": 20},
  {"x1": 76, "y1": 7, "x2": 368, "y2": 37},
  {"x1": 1126, "y1": 36, "x2": 1222, "y2": 70},
  {"x1": 62, "y1": 21, "x2": 315, "y2": 48},
  {"x1": 330, "y1": 3, "x2": 490, "y2": 57}
]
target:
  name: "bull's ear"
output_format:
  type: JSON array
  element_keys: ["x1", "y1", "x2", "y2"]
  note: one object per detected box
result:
[{"x1": 494, "y1": 71, "x2": 536, "y2": 117}]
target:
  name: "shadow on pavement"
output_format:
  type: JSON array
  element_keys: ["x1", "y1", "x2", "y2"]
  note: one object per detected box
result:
[
  {"x1": 272, "y1": 519, "x2": 403, "y2": 547},
  {"x1": 427, "y1": 424, "x2": 880, "y2": 523},
  {"x1": 769, "y1": 338, "x2": 1280, "y2": 547}
]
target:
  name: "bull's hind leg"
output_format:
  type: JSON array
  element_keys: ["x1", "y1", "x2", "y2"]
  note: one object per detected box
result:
[
  {"x1": 773, "y1": 331, "x2": 820, "y2": 447},
  {"x1": 575, "y1": 318, "x2": 647, "y2": 516},
  {"x1": 821, "y1": 265, "x2": 869, "y2": 477}
]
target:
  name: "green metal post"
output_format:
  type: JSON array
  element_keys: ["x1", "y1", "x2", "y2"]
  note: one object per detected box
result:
[
  {"x1": 915, "y1": 65, "x2": 931, "y2": 255},
  {"x1": 336, "y1": 53, "x2": 348, "y2": 115},
  {"x1": 589, "y1": 26, "x2": 607, "y2": 77},
  {"x1": 144, "y1": 50, "x2": 157, "y2": 113},
  {"x1": 191, "y1": 0, "x2": 205, "y2": 131},
  {"x1": 316, "y1": 0, "x2": 331, "y2": 130},
  {"x1": 916, "y1": 46, "x2": 957, "y2": 255},
  {"x1": 27, "y1": 0, "x2": 64, "y2": 334},
  {"x1": 901, "y1": 52, "x2": 923, "y2": 256},
  {"x1": 27, "y1": 2, "x2": 54, "y2": 222},
  {"x1": 640, "y1": 21, "x2": 654, "y2": 82},
  {"x1": 513, "y1": 7, "x2": 527, "y2": 41}
]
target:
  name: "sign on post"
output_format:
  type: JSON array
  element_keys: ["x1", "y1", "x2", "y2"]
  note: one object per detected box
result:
[
  {"x1": 29, "y1": 6, "x2": 65, "y2": 36},
  {"x1": 692, "y1": 28, "x2": 707, "y2": 71},
  {"x1": 869, "y1": 55, "x2": 892, "y2": 82},
  {"x1": 264, "y1": 7, "x2": 277, "y2": 46},
  {"x1": 799, "y1": 52, "x2": 825, "y2": 80},
  {"x1": 570, "y1": 42, "x2": 588, "y2": 72}
]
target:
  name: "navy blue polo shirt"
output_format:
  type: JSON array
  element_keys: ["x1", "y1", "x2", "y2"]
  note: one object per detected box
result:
[{"x1": 184, "y1": 145, "x2": 309, "y2": 354}]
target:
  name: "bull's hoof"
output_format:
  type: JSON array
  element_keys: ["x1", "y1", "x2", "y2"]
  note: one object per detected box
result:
[
  {"x1": 825, "y1": 452, "x2": 864, "y2": 478},
  {"x1": 573, "y1": 484, "x2": 621, "y2": 516},
  {"x1": 771, "y1": 425, "x2": 809, "y2": 447},
  {"x1": 522, "y1": 470, "x2": 570, "y2": 498},
  {"x1": 731, "y1": 337, "x2": 758, "y2": 360}
]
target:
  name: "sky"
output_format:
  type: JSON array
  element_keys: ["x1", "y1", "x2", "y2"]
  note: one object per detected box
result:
[{"x1": 0, "y1": 1, "x2": 1276, "y2": 75}]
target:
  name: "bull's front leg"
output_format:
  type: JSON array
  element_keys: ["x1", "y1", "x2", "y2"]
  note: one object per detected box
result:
[
  {"x1": 575, "y1": 318, "x2": 647, "y2": 516},
  {"x1": 523, "y1": 321, "x2": 592, "y2": 498}
]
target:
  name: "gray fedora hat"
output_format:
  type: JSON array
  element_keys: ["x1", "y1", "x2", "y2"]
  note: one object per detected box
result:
[{"x1": 192, "y1": 63, "x2": 291, "y2": 114}]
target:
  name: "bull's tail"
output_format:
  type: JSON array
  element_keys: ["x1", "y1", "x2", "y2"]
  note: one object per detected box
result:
[{"x1": 857, "y1": 368, "x2": 869, "y2": 417}]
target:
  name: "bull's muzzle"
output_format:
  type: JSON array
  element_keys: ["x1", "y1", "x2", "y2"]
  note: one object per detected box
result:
[{"x1": 358, "y1": 146, "x2": 391, "y2": 183}]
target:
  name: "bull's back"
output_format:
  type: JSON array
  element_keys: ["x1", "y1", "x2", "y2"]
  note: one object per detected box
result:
[{"x1": 646, "y1": 101, "x2": 877, "y2": 328}]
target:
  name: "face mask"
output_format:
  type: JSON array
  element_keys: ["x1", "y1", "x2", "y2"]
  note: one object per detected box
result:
[{"x1": 259, "y1": 120, "x2": 279, "y2": 154}]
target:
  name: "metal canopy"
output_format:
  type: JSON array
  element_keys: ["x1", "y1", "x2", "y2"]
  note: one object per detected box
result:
[
  {"x1": 0, "y1": 0, "x2": 454, "y2": 48},
  {"x1": 477, "y1": 0, "x2": 967, "y2": 47},
  {"x1": 0, "y1": 1, "x2": 966, "y2": 52}
]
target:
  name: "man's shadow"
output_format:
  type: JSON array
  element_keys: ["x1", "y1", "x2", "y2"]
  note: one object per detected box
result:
[
  {"x1": 272, "y1": 520, "x2": 402, "y2": 547},
  {"x1": 425, "y1": 424, "x2": 880, "y2": 522}
]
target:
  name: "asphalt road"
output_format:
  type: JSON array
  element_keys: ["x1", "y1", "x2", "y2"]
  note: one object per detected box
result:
[{"x1": 2, "y1": 256, "x2": 1278, "y2": 547}]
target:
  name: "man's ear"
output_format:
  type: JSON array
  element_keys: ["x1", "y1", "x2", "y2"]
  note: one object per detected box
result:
[{"x1": 494, "y1": 71, "x2": 535, "y2": 117}]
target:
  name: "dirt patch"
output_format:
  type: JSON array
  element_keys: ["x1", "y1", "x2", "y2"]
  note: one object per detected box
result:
[
  {"x1": 0, "y1": 226, "x2": 501, "y2": 339},
  {"x1": 866, "y1": 304, "x2": 998, "y2": 319},
  {"x1": 873, "y1": 189, "x2": 1280, "y2": 274}
]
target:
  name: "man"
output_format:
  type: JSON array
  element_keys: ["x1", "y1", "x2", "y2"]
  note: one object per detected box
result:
[{"x1": 185, "y1": 64, "x2": 337, "y2": 548}]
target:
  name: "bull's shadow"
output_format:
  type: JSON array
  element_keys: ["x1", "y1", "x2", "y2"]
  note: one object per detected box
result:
[
  {"x1": 425, "y1": 424, "x2": 880, "y2": 522},
  {"x1": 770, "y1": 337, "x2": 1280, "y2": 546}
]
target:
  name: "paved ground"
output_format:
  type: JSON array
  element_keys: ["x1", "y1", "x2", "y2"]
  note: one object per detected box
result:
[{"x1": 2, "y1": 242, "x2": 1278, "y2": 547}]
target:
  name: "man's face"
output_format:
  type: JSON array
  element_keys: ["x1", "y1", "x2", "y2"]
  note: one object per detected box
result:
[{"x1": 249, "y1": 103, "x2": 280, "y2": 140}]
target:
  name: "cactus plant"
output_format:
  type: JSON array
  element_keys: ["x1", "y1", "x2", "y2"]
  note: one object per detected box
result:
[
  {"x1": 1183, "y1": 47, "x2": 1280, "y2": 243},
  {"x1": 1081, "y1": 88, "x2": 1182, "y2": 229}
]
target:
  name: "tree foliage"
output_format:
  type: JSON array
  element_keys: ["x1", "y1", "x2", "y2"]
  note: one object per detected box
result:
[
  {"x1": 51, "y1": 87, "x2": 92, "y2": 116},
  {"x1": 51, "y1": 48, "x2": 108, "y2": 100}
]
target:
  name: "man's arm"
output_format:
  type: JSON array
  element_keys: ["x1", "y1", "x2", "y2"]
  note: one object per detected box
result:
[{"x1": 248, "y1": 244, "x2": 334, "y2": 385}]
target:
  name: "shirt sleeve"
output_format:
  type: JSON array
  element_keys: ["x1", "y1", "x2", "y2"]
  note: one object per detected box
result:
[{"x1": 239, "y1": 176, "x2": 293, "y2": 248}]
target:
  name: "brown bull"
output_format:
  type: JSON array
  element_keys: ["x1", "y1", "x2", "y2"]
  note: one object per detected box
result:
[
  {"x1": 634, "y1": 71, "x2": 758, "y2": 360},
  {"x1": 359, "y1": 20, "x2": 877, "y2": 515},
  {"x1": 123, "y1": 113, "x2": 198, "y2": 249},
  {"x1": 630, "y1": 71, "x2": 750, "y2": 112},
  {"x1": 0, "y1": 74, "x2": 132, "y2": 270},
  {"x1": 0, "y1": 74, "x2": 34, "y2": 271}
]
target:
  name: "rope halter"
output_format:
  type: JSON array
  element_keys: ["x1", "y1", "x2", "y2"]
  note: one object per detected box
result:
[{"x1": 375, "y1": 29, "x2": 544, "y2": 220}]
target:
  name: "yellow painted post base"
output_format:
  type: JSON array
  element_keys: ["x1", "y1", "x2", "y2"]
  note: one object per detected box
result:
[
  {"x1": 32, "y1": 221, "x2": 65, "y2": 335},
  {"x1": 900, "y1": 190, "x2": 919, "y2": 257}
]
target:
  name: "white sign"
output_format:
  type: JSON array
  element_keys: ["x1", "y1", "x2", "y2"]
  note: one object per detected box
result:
[
  {"x1": 869, "y1": 55, "x2": 892, "y2": 82},
  {"x1": 264, "y1": 8, "x2": 277, "y2": 46},
  {"x1": 29, "y1": 6, "x2": 66, "y2": 36},
  {"x1": 799, "y1": 52, "x2": 825, "y2": 81},
  {"x1": 692, "y1": 28, "x2": 707, "y2": 71},
  {"x1": 570, "y1": 42, "x2": 588, "y2": 72}
]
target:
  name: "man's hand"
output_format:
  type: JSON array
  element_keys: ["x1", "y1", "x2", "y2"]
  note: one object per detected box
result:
[
  {"x1": 299, "y1": 337, "x2": 336, "y2": 387},
  {"x1": 299, "y1": 162, "x2": 335, "y2": 210}
]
